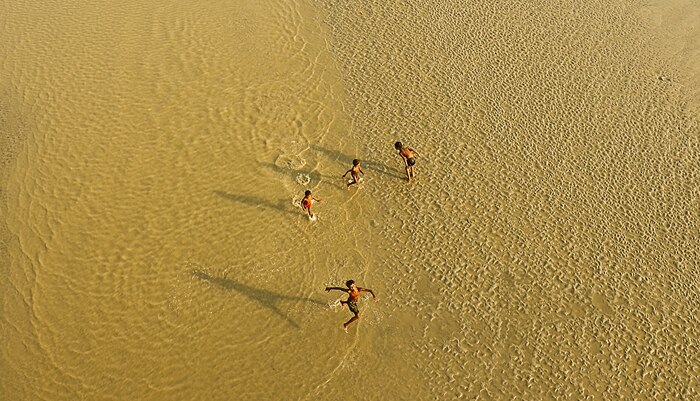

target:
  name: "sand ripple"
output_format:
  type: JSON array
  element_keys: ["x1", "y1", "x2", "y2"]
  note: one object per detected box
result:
[{"x1": 314, "y1": 0, "x2": 700, "y2": 399}]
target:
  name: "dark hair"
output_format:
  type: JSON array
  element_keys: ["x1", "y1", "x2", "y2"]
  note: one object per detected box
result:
[
  {"x1": 352, "y1": 159, "x2": 360, "y2": 166},
  {"x1": 394, "y1": 141, "x2": 402, "y2": 149},
  {"x1": 305, "y1": 190, "x2": 311, "y2": 196},
  {"x1": 345, "y1": 279, "x2": 355, "y2": 287}
]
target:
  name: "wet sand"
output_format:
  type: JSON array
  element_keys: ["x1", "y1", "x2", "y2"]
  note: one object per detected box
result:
[{"x1": 1, "y1": 0, "x2": 698, "y2": 400}]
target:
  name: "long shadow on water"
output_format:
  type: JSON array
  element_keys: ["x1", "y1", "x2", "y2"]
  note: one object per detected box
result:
[
  {"x1": 193, "y1": 270, "x2": 327, "y2": 329},
  {"x1": 214, "y1": 190, "x2": 299, "y2": 216},
  {"x1": 310, "y1": 144, "x2": 404, "y2": 180}
]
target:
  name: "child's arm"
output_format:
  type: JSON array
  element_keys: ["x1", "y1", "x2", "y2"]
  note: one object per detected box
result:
[
  {"x1": 325, "y1": 287, "x2": 347, "y2": 292},
  {"x1": 397, "y1": 151, "x2": 406, "y2": 164},
  {"x1": 360, "y1": 287, "x2": 377, "y2": 300},
  {"x1": 313, "y1": 196, "x2": 322, "y2": 202},
  {"x1": 409, "y1": 148, "x2": 418, "y2": 156},
  {"x1": 342, "y1": 169, "x2": 351, "y2": 177},
  {"x1": 359, "y1": 167, "x2": 365, "y2": 176}
]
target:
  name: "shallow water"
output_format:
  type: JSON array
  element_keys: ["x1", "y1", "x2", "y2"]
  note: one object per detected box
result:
[{"x1": 1, "y1": 0, "x2": 698, "y2": 400}]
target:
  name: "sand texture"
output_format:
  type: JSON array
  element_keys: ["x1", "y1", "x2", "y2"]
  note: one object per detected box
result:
[{"x1": 1, "y1": 0, "x2": 698, "y2": 400}]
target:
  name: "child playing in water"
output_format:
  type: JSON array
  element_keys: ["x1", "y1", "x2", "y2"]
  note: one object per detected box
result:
[
  {"x1": 394, "y1": 141, "x2": 419, "y2": 182},
  {"x1": 342, "y1": 159, "x2": 365, "y2": 189},
  {"x1": 325, "y1": 280, "x2": 377, "y2": 332},
  {"x1": 301, "y1": 190, "x2": 321, "y2": 218}
]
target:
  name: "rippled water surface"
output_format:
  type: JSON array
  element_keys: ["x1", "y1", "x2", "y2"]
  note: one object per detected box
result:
[{"x1": 1, "y1": 0, "x2": 698, "y2": 400}]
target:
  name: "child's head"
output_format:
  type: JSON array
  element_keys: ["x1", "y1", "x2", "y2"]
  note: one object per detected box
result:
[
  {"x1": 345, "y1": 279, "x2": 355, "y2": 288},
  {"x1": 394, "y1": 141, "x2": 403, "y2": 149},
  {"x1": 352, "y1": 159, "x2": 360, "y2": 166},
  {"x1": 304, "y1": 190, "x2": 311, "y2": 197}
]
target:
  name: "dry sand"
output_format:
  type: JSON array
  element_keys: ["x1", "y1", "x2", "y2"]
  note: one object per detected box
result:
[{"x1": 1, "y1": 0, "x2": 698, "y2": 400}]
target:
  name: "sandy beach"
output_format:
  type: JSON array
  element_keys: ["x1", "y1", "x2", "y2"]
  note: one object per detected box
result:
[{"x1": 1, "y1": 0, "x2": 698, "y2": 400}]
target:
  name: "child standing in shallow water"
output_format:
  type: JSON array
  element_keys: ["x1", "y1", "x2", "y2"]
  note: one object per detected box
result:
[
  {"x1": 342, "y1": 159, "x2": 365, "y2": 189},
  {"x1": 301, "y1": 190, "x2": 321, "y2": 219},
  {"x1": 325, "y1": 280, "x2": 377, "y2": 332},
  {"x1": 394, "y1": 141, "x2": 419, "y2": 182}
]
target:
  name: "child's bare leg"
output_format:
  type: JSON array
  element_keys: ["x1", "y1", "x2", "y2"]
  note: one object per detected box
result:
[
  {"x1": 405, "y1": 166, "x2": 411, "y2": 182},
  {"x1": 343, "y1": 313, "x2": 360, "y2": 332}
]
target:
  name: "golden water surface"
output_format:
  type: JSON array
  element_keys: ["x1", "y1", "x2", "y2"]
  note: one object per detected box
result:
[{"x1": 1, "y1": 0, "x2": 698, "y2": 400}]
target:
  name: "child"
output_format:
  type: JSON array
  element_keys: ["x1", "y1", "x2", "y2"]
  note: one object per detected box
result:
[
  {"x1": 342, "y1": 159, "x2": 365, "y2": 189},
  {"x1": 325, "y1": 280, "x2": 377, "y2": 332},
  {"x1": 394, "y1": 141, "x2": 419, "y2": 182},
  {"x1": 301, "y1": 190, "x2": 321, "y2": 218}
]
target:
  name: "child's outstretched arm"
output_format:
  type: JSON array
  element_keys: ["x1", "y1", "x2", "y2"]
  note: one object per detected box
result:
[
  {"x1": 360, "y1": 167, "x2": 365, "y2": 176},
  {"x1": 342, "y1": 169, "x2": 351, "y2": 178},
  {"x1": 360, "y1": 287, "x2": 377, "y2": 300}
]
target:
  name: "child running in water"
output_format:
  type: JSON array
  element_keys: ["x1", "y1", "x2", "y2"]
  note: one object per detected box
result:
[
  {"x1": 301, "y1": 190, "x2": 321, "y2": 219},
  {"x1": 325, "y1": 280, "x2": 377, "y2": 332},
  {"x1": 394, "y1": 141, "x2": 419, "y2": 182},
  {"x1": 342, "y1": 159, "x2": 365, "y2": 189}
]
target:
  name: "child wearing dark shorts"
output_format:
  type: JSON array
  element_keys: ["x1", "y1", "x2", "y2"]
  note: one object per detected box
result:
[
  {"x1": 325, "y1": 280, "x2": 377, "y2": 332},
  {"x1": 394, "y1": 141, "x2": 419, "y2": 182}
]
